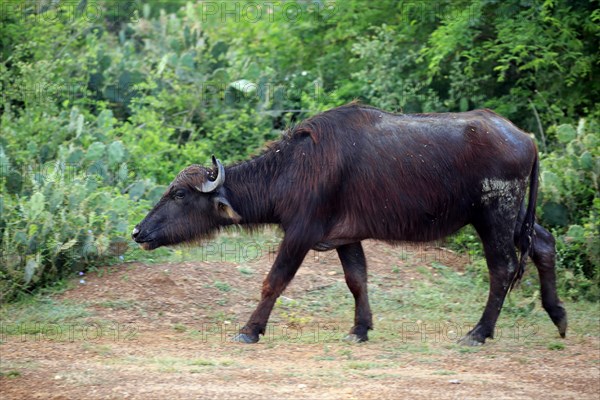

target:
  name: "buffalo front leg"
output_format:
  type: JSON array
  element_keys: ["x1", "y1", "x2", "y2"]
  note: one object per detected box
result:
[
  {"x1": 232, "y1": 238, "x2": 310, "y2": 344},
  {"x1": 337, "y1": 242, "x2": 373, "y2": 342}
]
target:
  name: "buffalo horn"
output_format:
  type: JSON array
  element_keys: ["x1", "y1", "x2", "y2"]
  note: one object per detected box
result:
[{"x1": 197, "y1": 156, "x2": 225, "y2": 193}]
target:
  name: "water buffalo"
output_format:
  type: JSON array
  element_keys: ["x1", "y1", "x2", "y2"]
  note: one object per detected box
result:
[{"x1": 132, "y1": 102, "x2": 567, "y2": 345}]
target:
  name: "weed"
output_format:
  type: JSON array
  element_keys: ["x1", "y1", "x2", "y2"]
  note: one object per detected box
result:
[
  {"x1": 433, "y1": 369, "x2": 457, "y2": 375},
  {"x1": 346, "y1": 362, "x2": 382, "y2": 370},
  {"x1": 338, "y1": 349, "x2": 353, "y2": 360},
  {"x1": 238, "y1": 267, "x2": 254, "y2": 276},
  {"x1": 189, "y1": 359, "x2": 215, "y2": 366},
  {"x1": 97, "y1": 299, "x2": 136, "y2": 310},
  {"x1": 547, "y1": 342, "x2": 565, "y2": 350},
  {"x1": 214, "y1": 281, "x2": 232, "y2": 292},
  {"x1": 0, "y1": 298, "x2": 90, "y2": 334},
  {"x1": 0, "y1": 370, "x2": 21, "y2": 378}
]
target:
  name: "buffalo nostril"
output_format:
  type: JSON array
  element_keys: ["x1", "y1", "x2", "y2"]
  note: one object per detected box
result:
[{"x1": 132, "y1": 227, "x2": 140, "y2": 239}]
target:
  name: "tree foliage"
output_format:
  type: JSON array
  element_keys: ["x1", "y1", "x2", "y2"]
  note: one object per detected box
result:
[{"x1": 1, "y1": 0, "x2": 598, "y2": 300}]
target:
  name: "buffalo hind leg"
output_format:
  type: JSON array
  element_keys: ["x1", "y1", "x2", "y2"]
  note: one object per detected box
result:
[
  {"x1": 232, "y1": 237, "x2": 311, "y2": 344},
  {"x1": 514, "y1": 206, "x2": 567, "y2": 338},
  {"x1": 530, "y1": 223, "x2": 567, "y2": 337},
  {"x1": 460, "y1": 223, "x2": 519, "y2": 345},
  {"x1": 337, "y1": 242, "x2": 373, "y2": 342}
]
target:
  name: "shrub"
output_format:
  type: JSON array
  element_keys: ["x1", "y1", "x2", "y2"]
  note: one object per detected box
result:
[
  {"x1": 0, "y1": 155, "x2": 150, "y2": 301},
  {"x1": 538, "y1": 119, "x2": 599, "y2": 299},
  {"x1": 2, "y1": 0, "x2": 597, "y2": 302},
  {"x1": 0, "y1": 105, "x2": 160, "y2": 301}
]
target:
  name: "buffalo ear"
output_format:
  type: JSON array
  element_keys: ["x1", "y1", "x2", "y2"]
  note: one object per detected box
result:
[{"x1": 214, "y1": 196, "x2": 241, "y2": 223}]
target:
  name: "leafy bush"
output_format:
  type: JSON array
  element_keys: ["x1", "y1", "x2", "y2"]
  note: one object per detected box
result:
[
  {"x1": 539, "y1": 120, "x2": 599, "y2": 227},
  {"x1": 0, "y1": 154, "x2": 150, "y2": 302},
  {"x1": 538, "y1": 119, "x2": 599, "y2": 300},
  {"x1": 1, "y1": 0, "x2": 598, "y2": 301}
]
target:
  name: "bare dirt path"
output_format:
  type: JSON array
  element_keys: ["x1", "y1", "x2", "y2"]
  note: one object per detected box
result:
[{"x1": 1, "y1": 241, "x2": 599, "y2": 399}]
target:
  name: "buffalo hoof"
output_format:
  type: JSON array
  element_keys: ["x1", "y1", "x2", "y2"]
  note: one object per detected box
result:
[
  {"x1": 457, "y1": 333, "x2": 485, "y2": 346},
  {"x1": 344, "y1": 334, "x2": 368, "y2": 343},
  {"x1": 546, "y1": 302, "x2": 568, "y2": 338},
  {"x1": 557, "y1": 316, "x2": 567, "y2": 339},
  {"x1": 231, "y1": 333, "x2": 259, "y2": 344}
]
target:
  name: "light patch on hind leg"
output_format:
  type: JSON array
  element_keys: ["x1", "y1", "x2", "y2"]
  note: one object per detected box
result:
[
  {"x1": 480, "y1": 178, "x2": 524, "y2": 217},
  {"x1": 481, "y1": 178, "x2": 521, "y2": 204}
]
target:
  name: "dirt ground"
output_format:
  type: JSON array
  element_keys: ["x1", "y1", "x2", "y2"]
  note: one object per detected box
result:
[{"x1": 1, "y1": 241, "x2": 599, "y2": 399}]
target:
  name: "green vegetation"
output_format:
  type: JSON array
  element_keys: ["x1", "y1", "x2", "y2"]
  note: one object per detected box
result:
[
  {"x1": 1, "y1": 0, "x2": 598, "y2": 302},
  {"x1": 213, "y1": 280, "x2": 232, "y2": 292}
]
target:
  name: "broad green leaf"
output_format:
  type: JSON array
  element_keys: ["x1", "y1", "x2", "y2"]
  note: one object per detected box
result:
[
  {"x1": 579, "y1": 151, "x2": 593, "y2": 171},
  {"x1": 541, "y1": 171, "x2": 561, "y2": 191},
  {"x1": 86, "y1": 142, "x2": 106, "y2": 161},
  {"x1": 49, "y1": 186, "x2": 65, "y2": 211},
  {"x1": 179, "y1": 52, "x2": 195, "y2": 70},
  {"x1": 117, "y1": 163, "x2": 129, "y2": 183},
  {"x1": 97, "y1": 109, "x2": 114, "y2": 134},
  {"x1": 157, "y1": 54, "x2": 169, "y2": 75},
  {"x1": 582, "y1": 133, "x2": 598, "y2": 149},
  {"x1": 566, "y1": 225, "x2": 585, "y2": 243},
  {"x1": 67, "y1": 148, "x2": 84, "y2": 163},
  {"x1": 29, "y1": 192, "x2": 45, "y2": 219},
  {"x1": 68, "y1": 107, "x2": 80, "y2": 132},
  {"x1": 76, "y1": 114, "x2": 84, "y2": 138},
  {"x1": 107, "y1": 141, "x2": 125, "y2": 166},
  {"x1": 210, "y1": 41, "x2": 228, "y2": 59},
  {"x1": 212, "y1": 68, "x2": 230, "y2": 82},
  {"x1": 128, "y1": 181, "x2": 146, "y2": 200},
  {"x1": 556, "y1": 124, "x2": 576, "y2": 143}
]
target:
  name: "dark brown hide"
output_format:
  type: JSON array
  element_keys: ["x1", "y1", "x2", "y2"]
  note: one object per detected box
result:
[{"x1": 133, "y1": 103, "x2": 566, "y2": 345}]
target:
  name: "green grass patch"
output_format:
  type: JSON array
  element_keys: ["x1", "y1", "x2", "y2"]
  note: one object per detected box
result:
[
  {"x1": 81, "y1": 343, "x2": 113, "y2": 356},
  {"x1": 432, "y1": 369, "x2": 457, "y2": 375},
  {"x1": 214, "y1": 281, "x2": 232, "y2": 292},
  {"x1": 0, "y1": 370, "x2": 21, "y2": 378},
  {"x1": 547, "y1": 342, "x2": 565, "y2": 350},
  {"x1": 0, "y1": 297, "x2": 91, "y2": 337},
  {"x1": 189, "y1": 358, "x2": 216, "y2": 366},
  {"x1": 346, "y1": 361, "x2": 383, "y2": 370},
  {"x1": 238, "y1": 266, "x2": 255, "y2": 276},
  {"x1": 173, "y1": 323, "x2": 188, "y2": 333}
]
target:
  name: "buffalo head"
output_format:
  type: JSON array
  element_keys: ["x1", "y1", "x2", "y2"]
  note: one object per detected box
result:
[{"x1": 132, "y1": 156, "x2": 241, "y2": 250}]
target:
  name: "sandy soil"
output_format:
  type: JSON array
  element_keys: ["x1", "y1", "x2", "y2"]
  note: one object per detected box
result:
[{"x1": 1, "y1": 241, "x2": 598, "y2": 399}]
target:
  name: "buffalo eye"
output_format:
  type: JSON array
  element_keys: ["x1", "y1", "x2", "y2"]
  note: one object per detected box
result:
[{"x1": 174, "y1": 190, "x2": 186, "y2": 200}]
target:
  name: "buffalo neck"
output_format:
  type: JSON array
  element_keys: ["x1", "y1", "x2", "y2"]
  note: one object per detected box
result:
[{"x1": 224, "y1": 154, "x2": 279, "y2": 225}]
